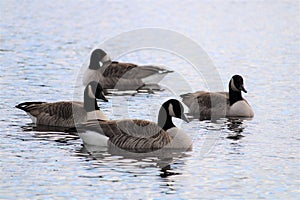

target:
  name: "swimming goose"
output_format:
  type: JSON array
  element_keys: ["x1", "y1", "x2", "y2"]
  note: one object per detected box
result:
[
  {"x1": 180, "y1": 75, "x2": 254, "y2": 120},
  {"x1": 16, "y1": 81, "x2": 109, "y2": 128},
  {"x1": 83, "y1": 49, "x2": 173, "y2": 90},
  {"x1": 73, "y1": 99, "x2": 192, "y2": 151}
]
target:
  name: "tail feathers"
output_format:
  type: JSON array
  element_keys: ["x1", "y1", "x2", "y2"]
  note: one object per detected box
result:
[
  {"x1": 141, "y1": 65, "x2": 173, "y2": 74},
  {"x1": 160, "y1": 69, "x2": 173, "y2": 74},
  {"x1": 180, "y1": 93, "x2": 193, "y2": 99},
  {"x1": 180, "y1": 93, "x2": 195, "y2": 108},
  {"x1": 15, "y1": 101, "x2": 46, "y2": 111},
  {"x1": 141, "y1": 66, "x2": 173, "y2": 84}
]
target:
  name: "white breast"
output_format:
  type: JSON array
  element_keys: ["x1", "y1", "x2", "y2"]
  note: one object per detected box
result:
[
  {"x1": 228, "y1": 101, "x2": 254, "y2": 117},
  {"x1": 78, "y1": 130, "x2": 109, "y2": 146},
  {"x1": 165, "y1": 128, "x2": 193, "y2": 150}
]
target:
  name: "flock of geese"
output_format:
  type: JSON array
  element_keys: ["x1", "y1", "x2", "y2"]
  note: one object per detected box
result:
[{"x1": 16, "y1": 49, "x2": 254, "y2": 152}]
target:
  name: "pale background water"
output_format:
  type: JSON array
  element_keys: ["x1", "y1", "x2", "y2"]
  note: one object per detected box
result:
[{"x1": 1, "y1": 0, "x2": 299, "y2": 199}]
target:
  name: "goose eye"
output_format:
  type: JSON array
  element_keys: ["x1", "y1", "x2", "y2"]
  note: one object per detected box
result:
[{"x1": 99, "y1": 61, "x2": 103, "y2": 67}]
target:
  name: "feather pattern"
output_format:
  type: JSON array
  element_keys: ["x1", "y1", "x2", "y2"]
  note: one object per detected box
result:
[
  {"x1": 181, "y1": 75, "x2": 254, "y2": 119},
  {"x1": 82, "y1": 49, "x2": 173, "y2": 89},
  {"x1": 102, "y1": 61, "x2": 171, "y2": 79},
  {"x1": 74, "y1": 99, "x2": 192, "y2": 151},
  {"x1": 16, "y1": 82, "x2": 109, "y2": 127},
  {"x1": 83, "y1": 119, "x2": 172, "y2": 150},
  {"x1": 16, "y1": 101, "x2": 87, "y2": 127}
]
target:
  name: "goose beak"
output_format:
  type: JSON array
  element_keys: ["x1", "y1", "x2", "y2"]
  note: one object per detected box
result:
[
  {"x1": 181, "y1": 114, "x2": 190, "y2": 123},
  {"x1": 98, "y1": 92, "x2": 108, "y2": 102},
  {"x1": 240, "y1": 85, "x2": 247, "y2": 93},
  {"x1": 102, "y1": 98, "x2": 108, "y2": 102},
  {"x1": 101, "y1": 96, "x2": 108, "y2": 102}
]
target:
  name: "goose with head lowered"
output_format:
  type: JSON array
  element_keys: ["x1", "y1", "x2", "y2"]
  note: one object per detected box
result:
[
  {"x1": 70, "y1": 99, "x2": 192, "y2": 151},
  {"x1": 83, "y1": 49, "x2": 173, "y2": 91},
  {"x1": 16, "y1": 81, "x2": 109, "y2": 128},
  {"x1": 180, "y1": 75, "x2": 254, "y2": 120}
]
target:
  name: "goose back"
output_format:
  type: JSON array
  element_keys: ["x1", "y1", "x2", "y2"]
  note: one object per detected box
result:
[
  {"x1": 16, "y1": 101, "x2": 87, "y2": 127},
  {"x1": 181, "y1": 91, "x2": 228, "y2": 120},
  {"x1": 82, "y1": 119, "x2": 172, "y2": 151},
  {"x1": 16, "y1": 81, "x2": 109, "y2": 127},
  {"x1": 83, "y1": 49, "x2": 172, "y2": 89},
  {"x1": 181, "y1": 75, "x2": 254, "y2": 119},
  {"x1": 83, "y1": 68, "x2": 144, "y2": 90},
  {"x1": 102, "y1": 61, "x2": 171, "y2": 79}
]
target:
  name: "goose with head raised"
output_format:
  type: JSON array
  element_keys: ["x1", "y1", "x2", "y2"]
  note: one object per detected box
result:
[
  {"x1": 72, "y1": 99, "x2": 192, "y2": 151},
  {"x1": 181, "y1": 75, "x2": 254, "y2": 120},
  {"x1": 16, "y1": 81, "x2": 109, "y2": 127}
]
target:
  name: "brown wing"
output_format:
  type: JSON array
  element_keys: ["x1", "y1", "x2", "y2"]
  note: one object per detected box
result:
[
  {"x1": 83, "y1": 119, "x2": 172, "y2": 150},
  {"x1": 196, "y1": 92, "x2": 228, "y2": 108},
  {"x1": 102, "y1": 61, "x2": 170, "y2": 79},
  {"x1": 17, "y1": 101, "x2": 86, "y2": 127},
  {"x1": 102, "y1": 62, "x2": 138, "y2": 78},
  {"x1": 181, "y1": 91, "x2": 229, "y2": 120},
  {"x1": 196, "y1": 92, "x2": 228, "y2": 119}
]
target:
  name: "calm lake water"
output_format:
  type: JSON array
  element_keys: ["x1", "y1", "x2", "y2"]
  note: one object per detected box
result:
[{"x1": 1, "y1": 0, "x2": 299, "y2": 199}]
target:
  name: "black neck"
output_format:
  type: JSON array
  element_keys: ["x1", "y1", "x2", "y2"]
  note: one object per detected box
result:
[
  {"x1": 229, "y1": 86, "x2": 243, "y2": 105},
  {"x1": 88, "y1": 58, "x2": 100, "y2": 70},
  {"x1": 83, "y1": 89, "x2": 99, "y2": 112},
  {"x1": 157, "y1": 107, "x2": 175, "y2": 131}
]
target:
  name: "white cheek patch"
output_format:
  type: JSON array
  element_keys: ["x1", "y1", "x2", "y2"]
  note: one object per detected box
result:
[
  {"x1": 88, "y1": 85, "x2": 96, "y2": 99},
  {"x1": 230, "y1": 78, "x2": 240, "y2": 92},
  {"x1": 168, "y1": 104, "x2": 175, "y2": 117}
]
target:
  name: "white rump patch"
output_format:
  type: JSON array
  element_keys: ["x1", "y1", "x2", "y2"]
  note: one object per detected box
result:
[
  {"x1": 28, "y1": 113, "x2": 37, "y2": 124},
  {"x1": 142, "y1": 73, "x2": 167, "y2": 84}
]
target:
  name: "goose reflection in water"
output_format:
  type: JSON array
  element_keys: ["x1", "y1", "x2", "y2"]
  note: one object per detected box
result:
[
  {"x1": 79, "y1": 143, "x2": 190, "y2": 176},
  {"x1": 226, "y1": 118, "x2": 251, "y2": 140},
  {"x1": 20, "y1": 124, "x2": 79, "y2": 143}
]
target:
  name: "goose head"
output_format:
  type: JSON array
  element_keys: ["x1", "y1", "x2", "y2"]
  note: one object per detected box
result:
[
  {"x1": 229, "y1": 75, "x2": 247, "y2": 93},
  {"x1": 228, "y1": 75, "x2": 248, "y2": 105},
  {"x1": 84, "y1": 81, "x2": 108, "y2": 112},
  {"x1": 158, "y1": 99, "x2": 189, "y2": 131},
  {"x1": 88, "y1": 49, "x2": 112, "y2": 70}
]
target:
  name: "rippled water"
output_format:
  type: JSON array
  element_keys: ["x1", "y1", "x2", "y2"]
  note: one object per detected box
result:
[{"x1": 1, "y1": 1, "x2": 299, "y2": 199}]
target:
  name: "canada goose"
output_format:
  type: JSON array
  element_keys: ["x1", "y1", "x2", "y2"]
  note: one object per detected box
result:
[
  {"x1": 15, "y1": 81, "x2": 109, "y2": 128},
  {"x1": 83, "y1": 49, "x2": 173, "y2": 90},
  {"x1": 180, "y1": 75, "x2": 254, "y2": 120},
  {"x1": 72, "y1": 99, "x2": 192, "y2": 151}
]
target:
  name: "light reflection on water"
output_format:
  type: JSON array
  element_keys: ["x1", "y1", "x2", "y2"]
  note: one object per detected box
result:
[{"x1": 1, "y1": 0, "x2": 299, "y2": 199}]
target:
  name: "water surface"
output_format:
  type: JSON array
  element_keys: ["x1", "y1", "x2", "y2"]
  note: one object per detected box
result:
[{"x1": 1, "y1": 1, "x2": 299, "y2": 199}]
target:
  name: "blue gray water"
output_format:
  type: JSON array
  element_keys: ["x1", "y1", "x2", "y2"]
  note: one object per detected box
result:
[{"x1": 1, "y1": 1, "x2": 299, "y2": 199}]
